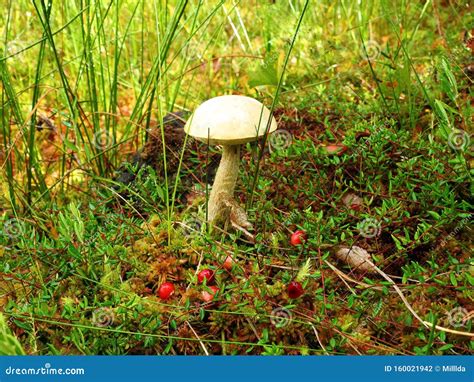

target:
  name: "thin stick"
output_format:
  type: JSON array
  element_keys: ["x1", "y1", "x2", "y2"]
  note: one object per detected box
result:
[
  {"x1": 187, "y1": 248, "x2": 204, "y2": 292},
  {"x1": 325, "y1": 261, "x2": 357, "y2": 295},
  {"x1": 311, "y1": 324, "x2": 328, "y2": 355},
  {"x1": 327, "y1": 257, "x2": 473, "y2": 337},
  {"x1": 186, "y1": 321, "x2": 209, "y2": 356},
  {"x1": 367, "y1": 260, "x2": 474, "y2": 337}
]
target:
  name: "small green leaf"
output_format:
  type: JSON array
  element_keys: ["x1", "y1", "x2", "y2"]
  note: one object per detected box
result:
[
  {"x1": 63, "y1": 139, "x2": 79, "y2": 152},
  {"x1": 170, "y1": 320, "x2": 177, "y2": 330},
  {"x1": 439, "y1": 343, "x2": 454, "y2": 351},
  {"x1": 449, "y1": 272, "x2": 458, "y2": 287},
  {"x1": 427, "y1": 211, "x2": 441, "y2": 220}
]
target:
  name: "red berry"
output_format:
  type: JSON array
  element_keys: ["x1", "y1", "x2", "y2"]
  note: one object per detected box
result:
[
  {"x1": 197, "y1": 269, "x2": 214, "y2": 284},
  {"x1": 158, "y1": 282, "x2": 175, "y2": 300},
  {"x1": 322, "y1": 144, "x2": 348, "y2": 156},
  {"x1": 288, "y1": 281, "x2": 304, "y2": 299},
  {"x1": 223, "y1": 255, "x2": 233, "y2": 271},
  {"x1": 201, "y1": 286, "x2": 219, "y2": 302},
  {"x1": 290, "y1": 230, "x2": 307, "y2": 246},
  {"x1": 351, "y1": 203, "x2": 362, "y2": 211}
]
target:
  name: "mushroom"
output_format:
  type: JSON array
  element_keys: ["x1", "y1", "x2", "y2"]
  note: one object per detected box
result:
[{"x1": 185, "y1": 95, "x2": 277, "y2": 226}]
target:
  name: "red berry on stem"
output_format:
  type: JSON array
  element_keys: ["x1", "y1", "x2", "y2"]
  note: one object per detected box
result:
[
  {"x1": 197, "y1": 269, "x2": 214, "y2": 284},
  {"x1": 288, "y1": 281, "x2": 304, "y2": 299},
  {"x1": 201, "y1": 286, "x2": 219, "y2": 302},
  {"x1": 290, "y1": 230, "x2": 307, "y2": 246},
  {"x1": 223, "y1": 255, "x2": 233, "y2": 271},
  {"x1": 158, "y1": 282, "x2": 175, "y2": 300}
]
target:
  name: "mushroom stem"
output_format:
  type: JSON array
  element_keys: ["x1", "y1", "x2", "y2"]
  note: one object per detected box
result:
[{"x1": 208, "y1": 144, "x2": 240, "y2": 223}]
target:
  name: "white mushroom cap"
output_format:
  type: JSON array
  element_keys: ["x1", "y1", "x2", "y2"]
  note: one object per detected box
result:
[{"x1": 184, "y1": 95, "x2": 278, "y2": 145}]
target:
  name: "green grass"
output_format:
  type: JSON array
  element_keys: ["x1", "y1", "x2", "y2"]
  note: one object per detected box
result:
[{"x1": 1, "y1": 0, "x2": 473, "y2": 355}]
